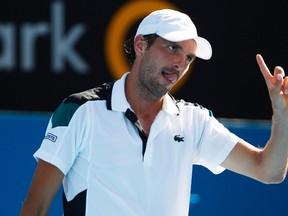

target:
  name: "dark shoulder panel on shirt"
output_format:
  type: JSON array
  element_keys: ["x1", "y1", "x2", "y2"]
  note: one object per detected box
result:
[
  {"x1": 175, "y1": 98, "x2": 214, "y2": 117},
  {"x1": 64, "y1": 82, "x2": 114, "y2": 105},
  {"x1": 51, "y1": 82, "x2": 114, "y2": 128}
]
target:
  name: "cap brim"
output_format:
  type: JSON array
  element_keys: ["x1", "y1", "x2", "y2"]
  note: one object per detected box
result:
[
  {"x1": 194, "y1": 37, "x2": 212, "y2": 60},
  {"x1": 158, "y1": 32, "x2": 212, "y2": 60}
]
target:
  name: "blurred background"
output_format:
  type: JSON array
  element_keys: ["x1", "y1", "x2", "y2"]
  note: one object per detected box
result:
[{"x1": 0, "y1": 0, "x2": 287, "y2": 215}]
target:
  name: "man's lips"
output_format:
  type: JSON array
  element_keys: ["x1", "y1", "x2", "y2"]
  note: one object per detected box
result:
[{"x1": 162, "y1": 72, "x2": 178, "y2": 84}]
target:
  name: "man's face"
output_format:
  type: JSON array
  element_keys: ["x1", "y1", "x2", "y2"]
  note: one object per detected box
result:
[{"x1": 136, "y1": 36, "x2": 197, "y2": 99}]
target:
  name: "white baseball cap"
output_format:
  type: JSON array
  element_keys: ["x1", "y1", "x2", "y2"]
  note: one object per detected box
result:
[{"x1": 135, "y1": 9, "x2": 212, "y2": 60}]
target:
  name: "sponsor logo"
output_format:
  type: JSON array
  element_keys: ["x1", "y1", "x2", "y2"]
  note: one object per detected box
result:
[
  {"x1": 0, "y1": 1, "x2": 89, "y2": 74},
  {"x1": 44, "y1": 133, "x2": 57, "y2": 142},
  {"x1": 174, "y1": 135, "x2": 184, "y2": 142}
]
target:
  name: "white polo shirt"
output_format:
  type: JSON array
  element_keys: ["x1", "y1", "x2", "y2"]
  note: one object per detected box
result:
[{"x1": 34, "y1": 72, "x2": 241, "y2": 216}]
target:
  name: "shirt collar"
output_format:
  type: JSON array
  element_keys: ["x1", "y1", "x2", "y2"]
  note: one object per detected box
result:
[
  {"x1": 110, "y1": 72, "x2": 131, "y2": 112},
  {"x1": 110, "y1": 72, "x2": 180, "y2": 115},
  {"x1": 162, "y1": 93, "x2": 180, "y2": 115}
]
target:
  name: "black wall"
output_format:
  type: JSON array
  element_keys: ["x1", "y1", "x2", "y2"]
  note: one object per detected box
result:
[{"x1": 1, "y1": 0, "x2": 287, "y2": 119}]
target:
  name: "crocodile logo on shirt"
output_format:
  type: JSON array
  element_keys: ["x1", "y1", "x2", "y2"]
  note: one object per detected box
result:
[{"x1": 174, "y1": 135, "x2": 184, "y2": 142}]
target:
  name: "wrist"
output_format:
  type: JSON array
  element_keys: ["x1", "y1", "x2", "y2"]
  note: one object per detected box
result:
[{"x1": 272, "y1": 113, "x2": 288, "y2": 128}]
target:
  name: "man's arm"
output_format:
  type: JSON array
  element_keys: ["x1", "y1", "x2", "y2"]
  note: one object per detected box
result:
[
  {"x1": 221, "y1": 138, "x2": 288, "y2": 184},
  {"x1": 221, "y1": 54, "x2": 288, "y2": 184},
  {"x1": 19, "y1": 159, "x2": 64, "y2": 216}
]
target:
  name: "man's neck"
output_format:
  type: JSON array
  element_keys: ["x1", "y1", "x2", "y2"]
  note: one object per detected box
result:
[{"x1": 125, "y1": 72, "x2": 164, "y2": 135}]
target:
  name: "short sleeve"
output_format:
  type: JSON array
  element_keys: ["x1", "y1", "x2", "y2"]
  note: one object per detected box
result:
[
  {"x1": 33, "y1": 101, "x2": 86, "y2": 175},
  {"x1": 194, "y1": 114, "x2": 241, "y2": 174}
]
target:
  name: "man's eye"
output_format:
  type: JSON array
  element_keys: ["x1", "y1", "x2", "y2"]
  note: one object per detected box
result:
[
  {"x1": 168, "y1": 45, "x2": 177, "y2": 51},
  {"x1": 187, "y1": 55, "x2": 196, "y2": 63}
]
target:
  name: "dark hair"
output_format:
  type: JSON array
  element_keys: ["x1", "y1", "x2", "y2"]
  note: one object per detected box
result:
[{"x1": 124, "y1": 34, "x2": 159, "y2": 65}]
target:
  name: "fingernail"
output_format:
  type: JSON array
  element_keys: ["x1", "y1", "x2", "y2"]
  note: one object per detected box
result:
[
  {"x1": 277, "y1": 74, "x2": 283, "y2": 81},
  {"x1": 284, "y1": 89, "x2": 288, "y2": 95}
]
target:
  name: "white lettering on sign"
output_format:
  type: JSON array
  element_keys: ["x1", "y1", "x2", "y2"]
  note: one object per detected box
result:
[{"x1": 0, "y1": 1, "x2": 90, "y2": 74}]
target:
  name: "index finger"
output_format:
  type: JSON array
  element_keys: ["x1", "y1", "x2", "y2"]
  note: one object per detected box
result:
[{"x1": 256, "y1": 54, "x2": 272, "y2": 79}]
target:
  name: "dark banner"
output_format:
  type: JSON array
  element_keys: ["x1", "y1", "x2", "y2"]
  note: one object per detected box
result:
[{"x1": 1, "y1": 0, "x2": 288, "y2": 119}]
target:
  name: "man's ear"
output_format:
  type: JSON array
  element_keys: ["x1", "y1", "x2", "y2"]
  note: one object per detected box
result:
[{"x1": 134, "y1": 34, "x2": 147, "y2": 54}]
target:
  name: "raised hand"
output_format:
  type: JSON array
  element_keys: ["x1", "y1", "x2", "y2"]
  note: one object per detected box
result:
[{"x1": 256, "y1": 54, "x2": 288, "y2": 116}]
